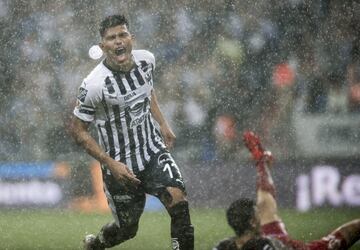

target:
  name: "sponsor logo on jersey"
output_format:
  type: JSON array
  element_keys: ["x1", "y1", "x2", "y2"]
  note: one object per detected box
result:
[
  {"x1": 113, "y1": 195, "x2": 132, "y2": 202},
  {"x1": 130, "y1": 114, "x2": 146, "y2": 128},
  {"x1": 132, "y1": 102, "x2": 145, "y2": 116},
  {"x1": 127, "y1": 99, "x2": 149, "y2": 128},
  {"x1": 124, "y1": 92, "x2": 136, "y2": 101}
]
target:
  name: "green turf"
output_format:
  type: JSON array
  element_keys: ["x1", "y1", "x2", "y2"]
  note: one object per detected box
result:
[{"x1": 0, "y1": 208, "x2": 359, "y2": 249}]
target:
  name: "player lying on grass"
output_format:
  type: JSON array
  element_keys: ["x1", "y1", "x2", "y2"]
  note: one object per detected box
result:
[{"x1": 214, "y1": 131, "x2": 360, "y2": 250}]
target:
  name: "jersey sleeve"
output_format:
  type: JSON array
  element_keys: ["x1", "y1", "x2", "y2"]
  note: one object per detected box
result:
[
  {"x1": 148, "y1": 51, "x2": 156, "y2": 71},
  {"x1": 73, "y1": 80, "x2": 102, "y2": 122}
]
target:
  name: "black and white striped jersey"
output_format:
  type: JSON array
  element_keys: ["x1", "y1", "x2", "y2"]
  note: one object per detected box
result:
[{"x1": 74, "y1": 49, "x2": 166, "y2": 173}]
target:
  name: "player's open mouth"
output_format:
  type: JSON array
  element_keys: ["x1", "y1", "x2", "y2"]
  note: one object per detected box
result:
[{"x1": 115, "y1": 47, "x2": 126, "y2": 55}]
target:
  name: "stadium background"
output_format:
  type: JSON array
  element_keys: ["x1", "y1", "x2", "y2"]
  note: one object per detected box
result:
[{"x1": 0, "y1": 0, "x2": 359, "y2": 249}]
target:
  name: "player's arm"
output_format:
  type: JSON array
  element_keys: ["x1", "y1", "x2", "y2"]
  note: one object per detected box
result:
[
  {"x1": 254, "y1": 154, "x2": 281, "y2": 225},
  {"x1": 150, "y1": 90, "x2": 176, "y2": 149},
  {"x1": 257, "y1": 189, "x2": 280, "y2": 225},
  {"x1": 243, "y1": 132, "x2": 281, "y2": 225},
  {"x1": 69, "y1": 115, "x2": 140, "y2": 186}
]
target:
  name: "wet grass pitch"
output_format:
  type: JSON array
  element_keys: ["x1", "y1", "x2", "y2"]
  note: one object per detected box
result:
[{"x1": 0, "y1": 208, "x2": 359, "y2": 249}]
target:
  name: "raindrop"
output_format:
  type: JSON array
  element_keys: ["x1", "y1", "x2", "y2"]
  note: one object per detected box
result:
[{"x1": 88, "y1": 45, "x2": 103, "y2": 60}]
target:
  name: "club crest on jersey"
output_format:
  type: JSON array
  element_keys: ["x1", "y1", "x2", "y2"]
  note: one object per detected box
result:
[{"x1": 77, "y1": 87, "x2": 88, "y2": 102}]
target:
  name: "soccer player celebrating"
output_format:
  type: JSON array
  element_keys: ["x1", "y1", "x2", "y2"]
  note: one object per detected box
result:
[
  {"x1": 70, "y1": 14, "x2": 194, "y2": 250},
  {"x1": 214, "y1": 131, "x2": 360, "y2": 250}
]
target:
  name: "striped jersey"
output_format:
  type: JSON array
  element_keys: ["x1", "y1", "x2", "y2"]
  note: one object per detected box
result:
[{"x1": 74, "y1": 49, "x2": 166, "y2": 173}]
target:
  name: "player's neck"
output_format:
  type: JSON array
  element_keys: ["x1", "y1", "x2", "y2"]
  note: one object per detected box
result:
[
  {"x1": 235, "y1": 231, "x2": 257, "y2": 249},
  {"x1": 104, "y1": 58, "x2": 135, "y2": 73}
]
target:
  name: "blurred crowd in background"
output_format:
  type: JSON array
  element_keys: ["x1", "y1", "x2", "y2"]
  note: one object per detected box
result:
[{"x1": 0, "y1": 0, "x2": 359, "y2": 165}]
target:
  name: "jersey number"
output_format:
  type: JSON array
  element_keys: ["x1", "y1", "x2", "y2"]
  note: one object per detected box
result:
[{"x1": 163, "y1": 162, "x2": 175, "y2": 179}]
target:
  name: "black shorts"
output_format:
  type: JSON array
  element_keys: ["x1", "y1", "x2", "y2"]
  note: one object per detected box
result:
[{"x1": 101, "y1": 150, "x2": 186, "y2": 228}]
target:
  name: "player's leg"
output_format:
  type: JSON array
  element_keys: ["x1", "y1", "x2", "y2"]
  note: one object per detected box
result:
[
  {"x1": 163, "y1": 187, "x2": 194, "y2": 250},
  {"x1": 145, "y1": 151, "x2": 194, "y2": 250},
  {"x1": 84, "y1": 172, "x2": 146, "y2": 249},
  {"x1": 307, "y1": 219, "x2": 360, "y2": 250},
  {"x1": 332, "y1": 219, "x2": 360, "y2": 248}
]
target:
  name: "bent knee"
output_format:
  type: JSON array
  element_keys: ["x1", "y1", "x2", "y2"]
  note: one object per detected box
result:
[
  {"x1": 161, "y1": 187, "x2": 187, "y2": 208},
  {"x1": 324, "y1": 218, "x2": 360, "y2": 249}
]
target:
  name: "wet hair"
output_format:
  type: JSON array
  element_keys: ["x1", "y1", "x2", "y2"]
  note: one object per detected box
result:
[
  {"x1": 99, "y1": 14, "x2": 129, "y2": 38},
  {"x1": 226, "y1": 198, "x2": 256, "y2": 236}
]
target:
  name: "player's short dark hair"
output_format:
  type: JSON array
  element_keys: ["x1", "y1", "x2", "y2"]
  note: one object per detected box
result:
[
  {"x1": 226, "y1": 198, "x2": 256, "y2": 236},
  {"x1": 99, "y1": 14, "x2": 129, "y2": 38}
]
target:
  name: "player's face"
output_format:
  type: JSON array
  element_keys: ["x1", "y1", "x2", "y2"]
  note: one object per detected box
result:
[{"x1": 100, "y1": 24, "x2": 134, "y2": 71}]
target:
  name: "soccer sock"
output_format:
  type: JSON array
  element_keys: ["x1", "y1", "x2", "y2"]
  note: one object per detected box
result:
[
  {"x1": 168, "y1": 201, "x2": 194, "y2": 250},
  {"x1": 256, "y1": 157, "x2": 276, "y2": 198},
  {"x1": 98, "y1": 222, "x2": 138, "y2": 248}
]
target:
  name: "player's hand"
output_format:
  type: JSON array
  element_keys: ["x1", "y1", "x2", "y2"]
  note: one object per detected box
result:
[
  {"x1": 160, "y1": 124, "x2": 176, "y2": 149},
  {"x1": 108, "y1": 161, "x2": 141, "y2": 187}
]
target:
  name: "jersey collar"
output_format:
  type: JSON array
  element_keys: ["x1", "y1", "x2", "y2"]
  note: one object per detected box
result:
[{"x1": 102, "y1": 51, "x2": 139, "y2": 74}]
